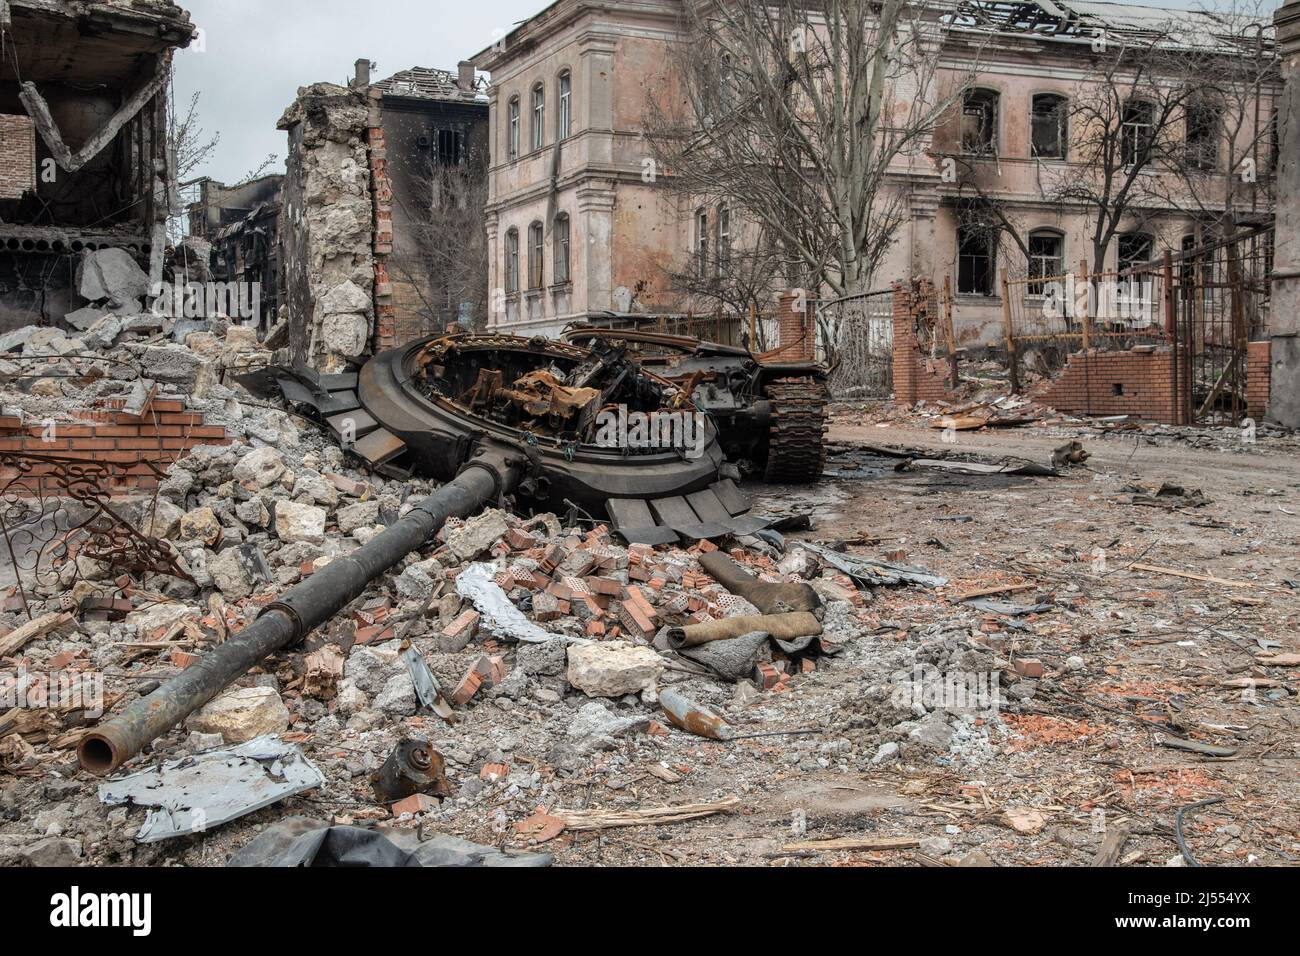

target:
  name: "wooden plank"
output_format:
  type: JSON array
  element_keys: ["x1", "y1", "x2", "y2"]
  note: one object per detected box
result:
[
  {"x1": 0, "y1": 612, "x2": 72, "y2": 658},
  {"x1": 783, "y1": 835, "x2": 920, "y2": 853},
  {"x1": 1130, "y1": 564, "x2": 1259, "y2": 589}
]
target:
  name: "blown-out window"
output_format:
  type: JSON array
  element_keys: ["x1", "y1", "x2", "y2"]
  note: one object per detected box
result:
[
  {"x1": 1185, "y1": 102, "x2": 1220, "y2": 171},
  {"x1": 1117, "y1": 232, "x2": 1153, "y2": 273},
  {"x1": 1121, "y1": 100, "x2": 1154, "y2": 167},
  {"x1": 1028, "y1": 230, "x2": 1064, "y2": 295},
  {"x1": 717, "y1": 206, "x2": 731, "y2": 277},
  {"x1": 957, "y1": 227, "x2": 995, "y2": 295},
  {"x1": 1031, "y1": 94, "x2": 1067, "y2": 160},
  {"x1": 962, "y1": 88, "x2": 999, "y2": 156}
]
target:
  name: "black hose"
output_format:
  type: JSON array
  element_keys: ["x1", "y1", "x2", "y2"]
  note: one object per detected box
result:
[
  {"x1": 1174, "y1": 796, "x2": 1224, "y2": 867},
  {"x1": 79, "y1": 452, "x2": 516, "y2": 775}
]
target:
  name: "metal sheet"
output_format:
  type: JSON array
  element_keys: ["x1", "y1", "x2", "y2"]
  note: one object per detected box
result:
[
  {"x1": 318, "y1": 372, "x2": 359, "y2": 392},
  {"x1": 709, "y1": 478, "x2": 752, "y2": 517},
  {"x1": 327, "y1": 409, "x2": 379, "y2": 439},
  {"x1": 649, "y1": 496, "x2": 729, "y2": 540},
  {"x1": 276, "y1": 377, "x2": 317, "y2": 408},
  {"x1": 98, "y1": 735, "x2": 324, "y2": 843},
  {"x1": 352, "y1": 427, "x2": 407, "y2": 467},
  {"x1": 318, "y1": 391, "x2": 362, "y2": 416},
  {"x1": 607, "y1": 498, "x2": 680, "y2": 546},
  {"x1": 687, "y1": 488, "x2": 769, "y2": 535}
]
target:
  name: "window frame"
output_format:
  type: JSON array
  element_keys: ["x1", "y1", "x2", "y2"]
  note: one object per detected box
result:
[
  {"x1": 557, "y1": 70, "x2": 572, "y2": 141},
  {"x1": 1121, "y1": 99, "x2": 1154, "y2": 168},
  {"x1": 956, "y1": 226, "x2": 996, "y2": 296},
  {"x1": 531, "y1": 83, "x2": 545, "y2": 152},
  {"x1": 527, "y1": 220, "x2": 544, "y2": 290},
  {"x1": 507, "y1": 96, "x2": 520, "y2": 160},
  {"x1": 553, "y1": 213, "x2": 571, "y2": 285},
  {"x1": 716, "y1": 205, "x2": 731, "y2": 278},
  {"x1": 1030, "y1": 93, "x2": 1068, "y2": 161},
  {"x1": 695, "y1": 207, "x2": 709, "y2": 279},
  {"x1": 504, "y1": 228, "x2": 520, "y2": 294},
  {"x1": 1027, "y1": 229, "x2": 1065, "y2": 296},
  {"x1": 1184, "y1": 100, "x2": 1220, "y2": 171},
  {"x1": 961, "y1": 88, "x2": 1000, "y2": 157}
]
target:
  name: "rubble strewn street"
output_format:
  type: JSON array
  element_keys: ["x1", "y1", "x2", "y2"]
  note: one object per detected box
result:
[
  {"x1": 0, "y1": 0, "x2": 1296, "y2": 918},
  {"x1": 0, "y1": 304, "x2": 1295, "y2": 867}
]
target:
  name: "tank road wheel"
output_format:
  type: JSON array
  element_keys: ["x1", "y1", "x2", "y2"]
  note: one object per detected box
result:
[{"x1": 763, "y1": 377, "x2": 828, "y2": 483}]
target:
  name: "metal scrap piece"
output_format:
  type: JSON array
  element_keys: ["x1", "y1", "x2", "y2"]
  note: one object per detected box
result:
[
  {"x1": 97, "y1": 735, "x2": 324, "y2": 843},
  {"x1": 801, "y1": 542, "x2": 948, "y2": 589}
]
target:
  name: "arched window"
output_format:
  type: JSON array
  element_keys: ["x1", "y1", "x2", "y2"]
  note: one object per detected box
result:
[
  {"x1": 504, "y1": 228, "x2": 519, "y2": 294},
  {"x1": 531, "y1": 83, "x2": 545, "y2": 151},
  {"x1": 528, "y1": 221, "x2": 544, "y2": 289},
  {"x1": 695, "y1": 207, "x2": 709, "y2": 279},
  {"x1": 962, "y1": 88, "x2": 999, "y2": 155},
  {"x1": 1027, "y1": 229, "x2": 1064, "y2": 295},
  {"x1": 557, "y1": 71, "x2": 572, "y2": 140},
  {"x1": 1121, "y1": 99, "x2": 1154, "y2": 167},
  {"x1": 717, "y1": 205, "x2": 731, "y2": 277},
  {"x1": 507, "y1": 96, "x2": 520, "y2": 160},
  {"x1": 1031, "y1": 94, "x2": 1067, "y2": 160},
  {"x1": 554, "y1": 213, "x2": 571, "y2": 284}
]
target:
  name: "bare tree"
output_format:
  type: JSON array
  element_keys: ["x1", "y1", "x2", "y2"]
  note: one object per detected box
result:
[
  {"x1": 646, "y1": 0, "x2": 976, "y2": 301},
  {"x1": 1144, "y1": 0, "x2": 1280, "y2": 241},
  {"x1": 392, "y1": 147, "x2": 489, "y2": 331},
  {"x1": 1039, "y1": 21, "x2": 1225, "y2": 273}
]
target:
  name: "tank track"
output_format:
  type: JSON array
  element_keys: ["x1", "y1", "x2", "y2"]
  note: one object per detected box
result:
[{"x1": 763, "y1": 377, "x2": 829, "y2": 483}]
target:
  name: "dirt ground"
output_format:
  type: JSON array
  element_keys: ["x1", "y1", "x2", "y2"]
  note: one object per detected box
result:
[
  {"x1": 5, "y1": 406, "x2": 1297, "y2": 868},
  {"x1": 386, "y1": 412, "x2": 1299, "y2": 867}
]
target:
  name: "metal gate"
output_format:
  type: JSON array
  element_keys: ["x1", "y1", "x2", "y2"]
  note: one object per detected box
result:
[{"x1": 816, "y1": 289, "x2": 895, "y2": 398}]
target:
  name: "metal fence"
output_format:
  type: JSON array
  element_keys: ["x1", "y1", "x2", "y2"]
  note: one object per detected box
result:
[
  {"x1": 816, "y1": 289, "x2": 896, "y2": 398},
  {"x1": 998, "y1": 224, "x2": 1273, "y2": 425}
]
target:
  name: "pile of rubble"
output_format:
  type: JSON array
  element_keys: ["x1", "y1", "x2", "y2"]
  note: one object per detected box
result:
[{"x1": 0, "y1": 371, "x2": 1018, "y2": 862}]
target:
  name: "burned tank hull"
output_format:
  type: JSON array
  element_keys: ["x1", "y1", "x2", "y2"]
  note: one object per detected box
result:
[
  {"x1": 356, "y1": 333, "x2": 726, "y2": 516},
  {"x1": 562, "y1": 327, "x2": 829, "y2": 483}
]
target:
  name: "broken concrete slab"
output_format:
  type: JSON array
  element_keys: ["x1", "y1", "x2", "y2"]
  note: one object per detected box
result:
[
  {"x1": 185, "y1": 686, "x2": 291, "y2": 744},
  {"x1": 567, "y1": 641, "x2": 663, "y2": 698}
]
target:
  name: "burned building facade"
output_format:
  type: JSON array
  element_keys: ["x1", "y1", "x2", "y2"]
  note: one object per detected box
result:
[
  {"x1": 278, "y1": 59, "x2": 487, "y2": 371},
  {"x1": 0, "y1": 0, "x2": 193, "y2": 331},
  {"x1": 475, "y1": 0, "x2": 1280, "y2": 346},
  {"x1": 185, "y1": 173, "x2": 284, "y2": 331}
]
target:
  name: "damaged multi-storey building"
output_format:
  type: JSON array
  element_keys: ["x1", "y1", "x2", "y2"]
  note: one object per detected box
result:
[
  {"x1": 0, "y1": 0, "x2": 194, "y2": 331},
  {"x1": 278, "y1": 59, "x2": 487, "y2": 370},
  {"x1": 184, "y1": 173, "x2": 284, "y2": 332}
]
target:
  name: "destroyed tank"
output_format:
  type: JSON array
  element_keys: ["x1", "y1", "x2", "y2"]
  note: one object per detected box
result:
[{"x1": 563, "y1": 326, "x2": 829, "y2": 483}]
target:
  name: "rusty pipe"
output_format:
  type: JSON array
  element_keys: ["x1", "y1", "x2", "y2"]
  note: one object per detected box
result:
[
  {"x1": 79, "y1": 448, "x2": 519, "y2": 775},
  {"x1": 665, "y1": 611, "x2": 822, "y2": 650}
]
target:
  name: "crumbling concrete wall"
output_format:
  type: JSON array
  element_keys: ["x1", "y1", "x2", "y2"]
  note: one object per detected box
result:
[{"x1": 277, "y1": 84, "x2": 374, "y2": 370}]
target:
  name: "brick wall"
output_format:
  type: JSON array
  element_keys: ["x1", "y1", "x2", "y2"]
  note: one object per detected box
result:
[
  {"x1": 1247, "y1": 339, "x2": 1271, "y2": 422},
  {"x1": 775, "y1": 289, "x2": 814, "y2": 359},
  {"x1": 892, "y1": 280, "x2": 958, "y2": 405},
  {"x1": 0, "y1": 114, "x2": 36, "y2": 200},
  {"x1": 0, "y1": 399, "x2": 229, "y2": 496},
  {"x1": 1033, "y1": 347, "x2": 1191, "y2": 423}
]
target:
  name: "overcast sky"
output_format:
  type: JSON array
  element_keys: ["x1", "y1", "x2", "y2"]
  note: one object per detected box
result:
[
  {"x1": 172, "y1": 0, "x2": 544, "y2": 184},
  {"x1": 173, "y1": 0, "x2": 1283, "y2": 185}
]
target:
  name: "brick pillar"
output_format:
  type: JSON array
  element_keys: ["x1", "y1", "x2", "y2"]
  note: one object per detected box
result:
[
  {"x1": 892, "y1": 282, "x2": 918, "y2": 403},
  {"x1": 776, "y1": 288, "x2": 814, "y2": 359},
  {"x1": 367, "y1": 87, "x2": 397, "y2": 353},
  {"x1": 1247, "y1": 340, "x2": 1272, "y2": 422}
]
